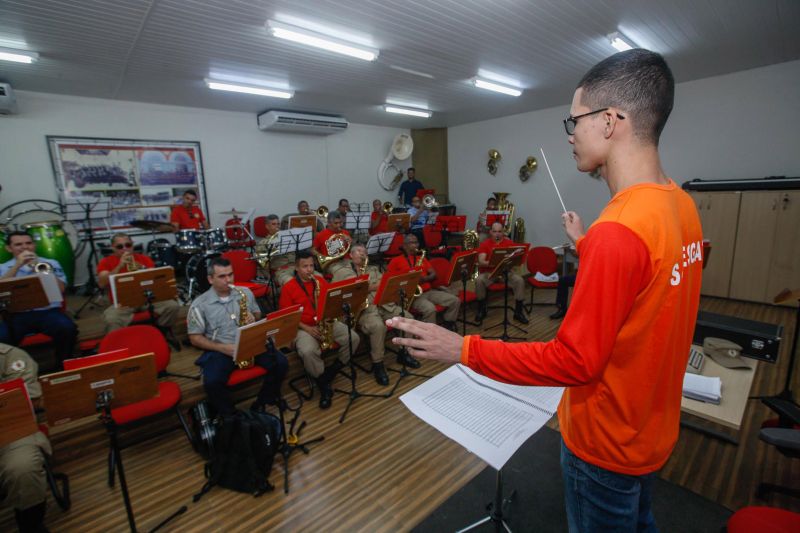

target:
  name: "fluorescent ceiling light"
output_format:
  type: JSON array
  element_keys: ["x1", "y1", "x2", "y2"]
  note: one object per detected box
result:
[
  {"x1": 205, "y1": 78, "x2": 293, "y2": 98},
  {"x1": 472, "y1": 78, "x2": 522, "y2": 97},
  {"x1": 384, "y1": 105, "x2": 432, "y2": 118},
  {"x1": 608, "y1": 31, "x2": 635, "y2": 52},
  {"x1": 0, "y1": 47, "x2": 38, "y2": 64},
  {"x1": 268, "y1": 20, "x2": 378, "y2": 61}
]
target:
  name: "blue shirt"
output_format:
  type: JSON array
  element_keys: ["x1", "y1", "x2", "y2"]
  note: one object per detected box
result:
[
  {"x1": 398, "y1": 179, "x2": 424, "y2": 206},
  {"x1": 407, "y1": 207, "x2": 429, "y2": 230},
  {"x1": 0, "y1": 257, "x2": 66, "y2": 310}
]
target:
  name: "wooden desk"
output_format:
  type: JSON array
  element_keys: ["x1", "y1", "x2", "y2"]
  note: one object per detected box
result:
[{"x1": 681, "y1": 344, "x2": 758, "y2": 432}]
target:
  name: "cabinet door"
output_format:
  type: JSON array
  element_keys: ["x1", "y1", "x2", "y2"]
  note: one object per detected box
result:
[
  {"x1": 729, "y1": 191, "x2": 779, "y2": 302},
  {"x1": 767, "y1": 191, "x2": 800, "y2": 307},
  {"x1": 693, "y1": 191, "x2": 741, "y2": 297}
]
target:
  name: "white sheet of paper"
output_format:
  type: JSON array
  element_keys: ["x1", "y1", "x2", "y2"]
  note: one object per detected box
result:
[
  {"x1": 37, "y1": 273, "x2": 63, "y2": 304},
  {"x1": 401, "y1": 364, "x2": 563, "y2": 470}
]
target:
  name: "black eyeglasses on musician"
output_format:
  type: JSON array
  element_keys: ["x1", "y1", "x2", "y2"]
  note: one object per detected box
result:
[{"x1": 563, "y1": 108, "x2": 625, "y2": 136}]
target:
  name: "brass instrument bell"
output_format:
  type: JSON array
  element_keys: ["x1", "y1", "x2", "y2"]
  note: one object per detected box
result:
[
  {"x1": 518, "y1": 156, "x2": 538, "y2": 182},
  {"x1": 382, "y1": 201, "x2": 393, "y2": 214},
  {"x1": 487, "y1": 149, "x2": 502, "y2": 176},
  {"x1": 422, "y1": 194, "x2": 438, "y2": 209}
]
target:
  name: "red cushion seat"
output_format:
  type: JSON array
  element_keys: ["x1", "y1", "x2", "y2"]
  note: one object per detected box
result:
[
  {"x1": 226, "y1": 366, "x2": 267, "y2": 387},
  {"x1": 111, "y1": 381, "x2": 181, "y2": 425},
  {"x1": 727, "y1": 506, "x2": 800, "y2": 533},
  {"x1": 20, "y1": 333, "x2": 53, "y2": 347}
]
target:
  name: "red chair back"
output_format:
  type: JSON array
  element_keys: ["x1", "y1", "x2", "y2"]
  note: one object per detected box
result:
[
  {"x1": 222, "y1": 249, "x2": 257, "y2": 282},
  {"x1": 422, "y1": 225, "x2": 443, "y2": 248},
  {"x1": 253, "y1": 216, "x2": 268, "y2": 238},
  {"x1": 384, "y1": 233, "x2": 405, "y2": 256},
  {"x1": 527, "y1": 246, "x2": 557, "y2": 275},
  {"x1": 98, "y1": 325, "x2": 171, "y2": 373},
  {"x1": 429, "y1": 257, "x2": 451, "y2": 288}
]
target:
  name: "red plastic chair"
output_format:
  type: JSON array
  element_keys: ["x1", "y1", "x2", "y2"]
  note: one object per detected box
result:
[
  {"x1": 430, "y1": 255, "x2": 476, "y2": 307},
  {"x1": 221, "y1": 249, "x2": 268, "y2": 299},
  {"x1": 423, "y1": 225, "x2": 444, "y2": 253},
  {"x1": 525, "y1": 246, "x2": 559, "y2": 311},
  {"x1": 253, "y1": 216, "x2": 269, "y2": 238},
  {"x1": 225, "y1": 218, "x2": 254, "y2": 248},
  {"x1": 383, "y1": 233, "x2": 405, "y2": 259},
  {"x1": 727, "y1": 507, "x2": 800, "y2": 533}
]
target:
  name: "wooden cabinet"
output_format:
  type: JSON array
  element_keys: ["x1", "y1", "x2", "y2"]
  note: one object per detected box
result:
[
  {"x1": 691, "y1": 191, "x2": 741, "y2": 298},
  {"x1": 695, "y1": 189, "x2": 800, "y2": 306}
]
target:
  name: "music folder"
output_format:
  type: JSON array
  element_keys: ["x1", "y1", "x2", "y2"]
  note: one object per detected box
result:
[
  {"x1": 288, "y1": 215, "x2": 318, "y2": 236},
  {"x1": 447, "y1": 250, "x2": 478, "y2": 286},
  {"x1": 318, "y1": 276, "x2": 370, "y2": 322},
  {"x1": 387, "y1": 213, "x2": 410, "y2": 233},
  {"x1": 373, "y1": 270, "x2": 422, "y2": 307},
  {"x1": 0, "y1": 378, "x2": 39, "y2": 447},
  {"x1": 0, "y1": 274, "x2": 62, "y2": 313},
  {"x1": 233, "y1": 304, "x2": 303, "y2": 364},
  {"x1": 488, "y1": 245, "x2": 528, "y2": 279},
  {"x1": 110, "y1": 266, "x2": 177, "y2": 308}
]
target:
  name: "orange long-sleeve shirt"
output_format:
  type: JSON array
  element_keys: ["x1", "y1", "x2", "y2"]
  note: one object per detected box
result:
[{"x1": 462, "y1": 180, "x2": 703, "y2": 475}]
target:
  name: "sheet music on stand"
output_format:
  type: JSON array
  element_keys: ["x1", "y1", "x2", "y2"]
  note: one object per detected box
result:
[
  {"x1": 401, "y1": 364, "x2": 563, "y2": 470},
  {"x1": 345, "y1": 212, "x2": 370, "y2": 231},
  {"x1": 278, "y1": 227, "x2": 312, "y2": 254},
  {"x1": 366, "y1": 232, "x2": 396, "y2": 255}
]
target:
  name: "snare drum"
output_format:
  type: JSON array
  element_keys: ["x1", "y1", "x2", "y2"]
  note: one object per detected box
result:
[
  {"x1": 203, "y1": 228, "x2": 228, "y2": 251},
  {"x1": 175, "y1": 229, "x2": 203, "y2": 254},
  {"x1": 23, "y1": 221, "x2": 76, "y2": 286}
]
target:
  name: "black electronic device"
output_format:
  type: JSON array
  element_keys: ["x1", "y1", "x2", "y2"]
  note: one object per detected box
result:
[{"x1": 694, "y1": 311, "x2": 782, "y2": 363}]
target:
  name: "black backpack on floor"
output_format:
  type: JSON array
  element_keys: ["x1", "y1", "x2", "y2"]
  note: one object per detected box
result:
[{"x1": 193, "y1": 409, "x2": 281, "y2": 501}]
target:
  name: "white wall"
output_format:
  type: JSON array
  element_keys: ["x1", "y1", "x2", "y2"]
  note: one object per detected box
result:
[
  {"x1": 448, "y1": 59, "x2": 800, "y2": 247},
  {"x1": 0, "y1": 91, "x2": 408, "y2": 283}
]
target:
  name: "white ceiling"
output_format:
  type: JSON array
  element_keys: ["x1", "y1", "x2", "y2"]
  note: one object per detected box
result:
[{"x1": 1, "y1": 0, "x2": 798, "y2": 128}]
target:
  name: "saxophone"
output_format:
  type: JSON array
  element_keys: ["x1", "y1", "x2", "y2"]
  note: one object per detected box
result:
[
  {"x1": 230, "y1": 284, "x2": 253, "y2": 369},
  {"x1": 406, "y1": 250, "x2": 426, "y2": 310},
  {"x1": 313, "y1": 276, "x2": 335, "y2": 351}
]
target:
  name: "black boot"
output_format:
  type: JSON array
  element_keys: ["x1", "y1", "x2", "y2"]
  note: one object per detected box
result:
[
  {"x1": 514, "y1": 300, "x2": 529, "y2": 324},
  {"x1": 475, "y1": 299, "x2": 488, "y2": 324},
  {"x1": 322, "y1": 360, "x2": 344, "y2": 384},
  {"x1": 15, "y1": 501, "x2": 48, "y2": 533},
  {"x1": 549, "y1": 307, "x2": 566, "y2": 320},
  {"x1": 317, "y1": 376, "x2": 334, "y2": 409},
  {"x1": 397, "y1": 349, "x2": 421, "y2": 369},
  {"x1": 372, "y1": 361, "x2": 389, "y2": 386}
]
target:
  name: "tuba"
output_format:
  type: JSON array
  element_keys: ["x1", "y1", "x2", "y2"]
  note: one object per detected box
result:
[
  {"x1": 231, "y1": 285, "x2": 254, "y2": 369},
  {"x1": 312, "y1": 276, "x2": 335, "y2": 351},
  {"x1": 316, "y1": 233, "x2": 351, "y2": 271},
  {"x1": 492, "y1": 191, "x2": 516, "y2": 236}
]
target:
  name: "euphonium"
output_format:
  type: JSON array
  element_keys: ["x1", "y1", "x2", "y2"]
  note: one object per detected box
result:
[
  {"x1": 231, "y1": 284, "x2": 253, "y2": 369},
  {"x1": 313, "y1": 275, "x2": 335, "y2": 350}
]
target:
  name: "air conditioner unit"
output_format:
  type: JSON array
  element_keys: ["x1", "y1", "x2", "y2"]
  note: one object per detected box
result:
[
  {"x1": 0, "y1": 83, "x2": 18, "y2": 115},
  {"x1": 257, "y1": 110, "x2": 348, "y2": 135}
]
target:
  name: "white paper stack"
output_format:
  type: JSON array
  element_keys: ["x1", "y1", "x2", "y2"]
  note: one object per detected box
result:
[
  {"x1": 534, "y1": 272, "x2": 559, "y2": 283},
  {"x1": 683, "y1": 373, "x2": 722, "y2": 404}
]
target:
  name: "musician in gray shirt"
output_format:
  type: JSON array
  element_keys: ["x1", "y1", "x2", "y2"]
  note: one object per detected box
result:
[{"x1": 187, "y1": 257, "x2": 287, "y2": 415}]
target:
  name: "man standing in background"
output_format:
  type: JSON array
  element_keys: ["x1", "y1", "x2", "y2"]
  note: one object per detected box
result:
[{"x1": 398, "y1": 167, "x2": 423, "y2": 206}]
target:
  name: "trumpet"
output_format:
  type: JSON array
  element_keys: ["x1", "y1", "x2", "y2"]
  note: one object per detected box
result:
[
  {"x1": 382, "y1": 201, "x2": 393, "y2": 214},
  {"x1": 34, "y1": 260, "x2": 52, "y2": 274},
  {"x1": 124, "y1": 253, "x2": 144, "y2": 272},
  {"x1": 421, "y1": 194, "x2": 438, "y2": 210},
  {"x1": 314, "y1": 205, "x2": 329, "y2": 222}
]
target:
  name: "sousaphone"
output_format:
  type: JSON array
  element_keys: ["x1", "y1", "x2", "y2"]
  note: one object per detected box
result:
[{"x1": 377, "y1": 133, "x2": 414, "y2": 191}]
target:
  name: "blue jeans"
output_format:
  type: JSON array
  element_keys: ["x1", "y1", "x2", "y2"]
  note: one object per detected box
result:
[
  {"x1": 561, "y1": 440, "x2": 657, "y2": 533},
  {"x1": 1, "y1": 309, "x2": 78, "y2": 367}
]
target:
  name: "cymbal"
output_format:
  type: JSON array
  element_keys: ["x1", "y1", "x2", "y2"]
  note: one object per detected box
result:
[
  {"x1": 219, "y1": 209, "x2": 248, "y2": 216},
  {"x1": 773, "y1": 288, "x2": 800, "y2": 304},
  {"x1": 129, "y1": 220, "x2": 174, "y2": 233}
]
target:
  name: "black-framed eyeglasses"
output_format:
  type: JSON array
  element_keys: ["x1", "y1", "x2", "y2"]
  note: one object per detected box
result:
[
  {"x1": 563, "y1": 108, "x2": 625, "y2": 135},
  {"x1": 114, "y1": 242, "x2": 134, "y2": 250}
]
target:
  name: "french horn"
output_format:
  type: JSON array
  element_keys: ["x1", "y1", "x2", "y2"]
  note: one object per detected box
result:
[
  {"x1": 518, "y1": 156, "x2": 538, "y2": 182},
  {"x1": 315, "y1": 233, "x2": 351, "y2": 271},
  {"x1": 487, "y1": 149, "x2": 502, "y2": 175}
]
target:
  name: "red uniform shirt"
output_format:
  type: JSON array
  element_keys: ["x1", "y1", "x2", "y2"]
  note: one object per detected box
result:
[
  {"x1": 461, "y1": 180, "x2": 703, "y2": 476},
  {"x1": 279, "y1": 274, "x2": 326, "y2": 326},
  {"x1": 313, "y1": 228, "x2": 351, "y2": 256},
  {"x1": 96, "y1": 253, "x2": 155, "y2": 304},
  {"x1": 369, "y1": 212, "x2": 389, "y2": 235},
  {"x1": 170, "y1": 205, "x2": 206, "y2": 230},
  {"x1": 477, "y1": 236, "x2": 516, "y2": 273},
  {"x1": 387, "y1": 253, "x2": 432, "y2": 292}
]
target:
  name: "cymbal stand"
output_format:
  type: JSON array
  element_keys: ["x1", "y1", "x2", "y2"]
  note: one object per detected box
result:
[
  {"x1": 387, "y1": 288, "x2": 432, "y2": 397},
  {"x1": 334, "y1": 303, "x2": 388, "y2": 423},
  {"x1": 73, "y1": 203, "x2": 105, "y2": 318}
]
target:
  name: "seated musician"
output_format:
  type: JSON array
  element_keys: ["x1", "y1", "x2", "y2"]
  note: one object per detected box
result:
[
  {"x1": 187, "y1": 257, "x2": 288, "y2": 415},
  {"x1": 279, "y1": 250, "x2": 360, "y2": 409},
  {"x1": 406, "y1": 195, "x2": 429, "y2": 249},
  {"x1": 0, "y1": 343, "x2": 52, "y2": 533},
  {"x1": 331, "y1": 243, "x2": 415, "y2": 385},
  {"x1": 387, "y1": 234, "x2": 460, "y2": 331},
  {"x1": 281, "y1": 200, "x2": 324, "y2": 232},
  {"x1": 170, "y1": 189, "x2": 209, "y2": 231},
  {"x1": 96, "y1": 233, "x2": 180, "y2": 333},
  {"x1": 369, "y1": 199, "x2": 389, "y2": 236},
  {"x1": 336, "y1": 198, "x2": 351, "y2": 217},
  {"x1": 260, "y1": 214, "x2": 296, "y2": 287},
  {"x1": 474, "y1": 222, "x2": 529, "y2": 325},
  {"x1": 313, "y1": 211, "x2": 351, "y2": 276},
  {"x1": 477, "y1": 197, "x2": 498, "y2": 242},
  {"x1": 0, "y1": 231, "x2": 78, "y2": 369}
]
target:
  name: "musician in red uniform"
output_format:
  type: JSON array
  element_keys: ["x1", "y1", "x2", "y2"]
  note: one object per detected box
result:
[
  {"x1": 313, "y1": 211, "x2": 351, "y2": 275},
  {"x1": 279, "y1": 250, "x2": 360, "y2": 409},
  {"x1": 387, "y1": 234, "x2": 459, "y2": 331},
  {"x1": 170, "y1": 189, "x2": 209, "y2": 230},
  {"x1": 474, "y1": 222, "x2": 529, "y2": 325},
  {"x1": 96, "y1": 232, "x2": 180, "y2": 332},
  {"x1": 369, "y1": 199, "x2": 389, "y2": 236}
]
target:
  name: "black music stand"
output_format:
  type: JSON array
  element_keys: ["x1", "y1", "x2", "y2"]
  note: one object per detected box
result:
[
  {"x1": 345, "y1": 211, "x2": 370, "y2": 244},
  {"x1": 40, "y1": 353, "x2": 187, "y2": 533},
  {"x1": 374, "y1": 270, "x2": 432, "y2": 397},
  {"x1": 321, "y1": 276, "x2": 383, "y2": 423},
  {"x1": 447, "y1": 251, "x2": 479, "y2": 335},
  {"x1": 365, "y1": 231, "x2": 396, "y2": 271},
  {"x1": 67, "y1": 198, "x2": 111, "y2": 317},
  {"x1": 484, "y1": 248, "x2": 527, "y2": 341},
  {"x1": 434, "y1": 215, "x2": 466, "y2": 253},
  {"x1": 457, "y1": 468, "x2": 516, "y2": 533},
  {"x1": 255, "y1": 238, "x2": 280, "y2": 310}
]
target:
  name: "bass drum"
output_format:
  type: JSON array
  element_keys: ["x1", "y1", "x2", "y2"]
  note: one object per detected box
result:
[
  {"x1": 147, "y1": 238, "x2": 178, "y2": 269},
  {"x1": 185, "y1": 252, "x2": 221, "y2": 297},
  {"x1": 0, "y1": 225, "x2": 11, "y2": 264},
  {"x1": 23, "y1": 221, "x2": 75, "y2": 286}
]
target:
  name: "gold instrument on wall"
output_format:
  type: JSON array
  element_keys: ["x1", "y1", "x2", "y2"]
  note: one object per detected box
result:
[
  {"x1": 492, "y1": 191, "x2": 516, "y2": 236},
  {"x1": 254, "y1": 233, "x2": 280, "y2": 269},
  {"x1": 231, "y1": 284, "x2": 253, "y2": 369},
  {"x1": 313, "y1": 275, "x2": 335, "y2": 351},
  {"x1": 518, "y1": 156, "x2": 538, "y2": 182},
  {"x1": 316, "y1": 232, "x2": 351, "y2": 271},
  {"x1": 513, "y1": 217, "x2": 526, "y2": 243},
  {"x1": 487, "y1": 149, "x2": 502, "y2": 176},
  {"x1": 462, "y1": 230, "x2": 479, "y2": 251}
]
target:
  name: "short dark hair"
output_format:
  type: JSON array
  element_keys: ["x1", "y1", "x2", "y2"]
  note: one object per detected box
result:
[
  {"x1": 183, "y1": 189, "x2": 198, "y2": 198},
  {"x1": 327, "y1": 211, "x2": 343, "y2": 223},
  {"x1": 207, "y1": 256, "x2": 231, "y2": 276},
  {"x1": 487, "y1": 197, "x2": 496, "y2": 204},
  {"x1": 297, "y1": 200, "x2": 308, "y2": 209},
  {"x1": 407, "y1": 167, "x2": 415, "y2": 172},
  {"x1": 338, "y1": 198, "x2": 349, "y2": 207},
  {"x1": 266, "y1": 214, "x2": 279, "y2": 223},
  {"x1": 577, "y1": 49, "x2": 674, "y2": 145},
  {"x1": 6, "y1": 230, "x2": 31, "y2": 243},
  {"x1": 111, "y1": 232, "x2": 131, "y2": 244},
  {"x1": 296, "y1": 249, "x2": 314, "y2": 263}
]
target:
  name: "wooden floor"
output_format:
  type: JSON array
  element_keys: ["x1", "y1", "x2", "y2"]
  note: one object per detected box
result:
[{"x1": 1, "y1": 290, "x2": 798, "y2": 531}]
